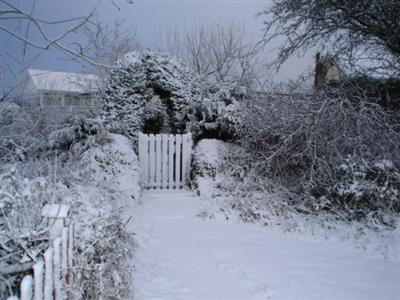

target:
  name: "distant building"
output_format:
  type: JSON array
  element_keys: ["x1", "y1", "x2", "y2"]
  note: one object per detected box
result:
[{"x1": 17, "y1": 69, "x2": 99, "y2": 108}]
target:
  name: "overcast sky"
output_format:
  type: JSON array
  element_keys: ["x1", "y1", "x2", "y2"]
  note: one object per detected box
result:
[{"x1": 1, "y1": 0, "x2": 314, "y2": 92}]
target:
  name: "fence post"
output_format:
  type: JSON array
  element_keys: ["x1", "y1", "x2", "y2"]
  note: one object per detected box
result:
[
  {"x1": 68, "y1": 222, "x2": 74, "y2": 286},
  {"x1": 67, "y1": 222, "x2": 75, "y2": 299},
  {"x1": 61, "y1": 227, "x2": 68, "y2": 282},
  {"x1": 53, "y1": 238, "x2": 63, "y2": 300}
]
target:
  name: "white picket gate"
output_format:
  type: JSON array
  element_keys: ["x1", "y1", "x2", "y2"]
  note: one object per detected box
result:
[
  {"x1": 138, "y1": 133, "x2": 193, "y2": 189},
  {"x1": 17, "y1": 222, "x2": 74, "y2": 300}
]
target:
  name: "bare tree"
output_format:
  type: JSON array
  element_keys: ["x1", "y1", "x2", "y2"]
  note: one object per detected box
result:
[
  {"x1": 158, "y1": 23, "x2": 265, "y2": 86},
  {"x1": 259, "y1": 0, "x2": 400, "y2": 77},
  {"x1": 78, "y1": 18, "x2": 139, "y2": 93}
]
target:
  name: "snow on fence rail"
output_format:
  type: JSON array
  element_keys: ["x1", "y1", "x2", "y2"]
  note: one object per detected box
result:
[{"x1": 139, "y1": 133, "x2": 193, "y2": 189}]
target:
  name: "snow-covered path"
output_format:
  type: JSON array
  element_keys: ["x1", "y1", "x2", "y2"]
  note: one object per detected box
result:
[{"x1": 132, "y1": 190, "x2": 400, "y2": 300}]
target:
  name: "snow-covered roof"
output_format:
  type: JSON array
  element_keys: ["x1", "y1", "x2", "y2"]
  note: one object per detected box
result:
[{"x1": 26, "y1": 68, "x2": 98, "y2": 93}]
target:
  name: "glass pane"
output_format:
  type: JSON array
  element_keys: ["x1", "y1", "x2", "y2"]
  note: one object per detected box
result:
[
  {"x1": 65, "y1": 95, "x2": 80, "y2": 106},
  {"x1": 80, "y1": 96, "x2": 91, "y2": 106},
  {"x1": 43, "y1": 93, "x2": 62, "y2": 107}
]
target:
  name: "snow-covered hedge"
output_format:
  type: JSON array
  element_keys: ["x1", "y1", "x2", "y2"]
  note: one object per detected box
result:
[
  {"x1": 102, "y1": 51, "x2": 195, "y2": 140},
  {"x1": 325, "y1": 157, "x2": 400, "y2": 224},
  {"x1": 66, "y1": 133, "x2": 139, "y2": 299},
  {"x1": 238, "y1": 88, "x2": 400, "y2": 224},
  {"x1": 192, "y1": 139, "x2": 290, "y2": 222},
  {"x1": 188, "y1": 82, "x2": 245, "y2": 141},
  {"x1": 0, "y1": 102, "x2": 43, "y2": 162},
  {"x1": 0, "y1": 108, "x2": 139, "y2": 299},
  {"x1": 0, "y1": 168, "x2": 52, "y2": 298},
  {"x1": 101, "y1": 51, "x2": 246, "y2": 144},
  {"x1": 47, "y1": 115, "x2": 104, "y2": 151}
]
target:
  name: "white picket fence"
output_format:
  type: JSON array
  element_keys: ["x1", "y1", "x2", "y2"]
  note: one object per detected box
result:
[
  {"x1": 138, "y1": 133, "x2": 193, "y2": 189},
  {"x1": 18, "y1": 222, "x2": 74, "y2": 300}
]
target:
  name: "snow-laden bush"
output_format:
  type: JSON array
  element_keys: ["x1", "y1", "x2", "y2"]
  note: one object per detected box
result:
[
  {"x1": 102, "y1": 51, "x2": 195, "y2": 140},
  {"x1": 101, "y1": 50, "x2": 247, "y2": 145},
  {"x1": 238, "y1": 88, "x2": 400, "y2": 223},
  {"x1": 325, "y1": 157, "x2": 400, "y2": 224},
  {"x1": 188, "y1": 82, "x2": 245, "y2": 141},
  {"x1": 0, "y1": 102, "x2": 43, "y2": 161},
  {"x1": 47, "y1": 115, "x2": 104, "y2": 151},
  {"x1": 191, "y1": 139, "x2": 230, "y2": 198},
  {"x1": 65, "y1": 133, "x2": 139, "y2": 299},
  {"x1": 192, "y1": 139, "x2": 291, "y2": 222},
  {"x1": 1, "y1": 106, "x2": 138, "y2": 299},
  {"x1": 78, "y1": 207, "x2": 134, "y2": 299},
  {"x1": 0, "y1": 167, "x2": 52, "y2": 298}
]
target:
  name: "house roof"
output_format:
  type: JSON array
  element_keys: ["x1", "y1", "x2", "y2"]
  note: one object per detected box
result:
[{"x1": 27, "y1": 68, "x2": 98, "y2": 93}]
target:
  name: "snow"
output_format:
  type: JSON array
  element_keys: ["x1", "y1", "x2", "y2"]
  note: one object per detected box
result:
[
  {"x1": 41, "y1": 204, "x2": 70, "y2": 218},
  {"x1": 132, "y1": 190, "x2": 400, "y2": 300},
  {"x1": 194, "y1": 139, "x2": 229, "y2": 169}
]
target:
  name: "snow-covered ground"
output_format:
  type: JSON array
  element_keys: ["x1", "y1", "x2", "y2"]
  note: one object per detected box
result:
[{"x1": 132, "y1": 190, "x2": 400, "y2": 300}]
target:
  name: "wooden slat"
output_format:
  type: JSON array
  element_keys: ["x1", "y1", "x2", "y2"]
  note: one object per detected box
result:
[
  {"x1": 20, "y1": 275, "x2": 33, "y2": 300},
  {"x1": 68, "y1": 222, "x2": 74, "y2": 286},
  {"x1": 143, "y1": 135, "x2": 149, "y2": 188},
  {"x1": 181, "y1": 133, "x2": 188, "y2": 188},
  {"x1": 43, "y1": 248, "x2": 53, "y2": 300},
  {"x1": 149, "y1": 134, "x2": 156, "y2": 189},
  {"x1": 168, "y1": 134, "x2": 175, "y2": 189},
  {"x1": 186, "y1": 133, "x2": 193, "y2": 181},
  {"x1": 155, "y1": 134, "x2": 162, "y2": 188},
  {"x1": 139, "y1": 133, "x2": 149, "y2": 188},
  {"x1": 53, "y1": 238, "x2": 62, "y2": 300},
  {"x1": 61, "y1": 227, "x2": 68, "y2": 281},
  {"x1": 138, "y1": 133, "x2": 144, "y2": 184},
  {"x1": 161, "y1": 134, "x2": 168, "y2": 189},
  {"x1": 175, "y1": 134, "x2": 182, "y2": 189},
  {"x1": 33, "y1": 260, "x2": 44, "y2": 300}
]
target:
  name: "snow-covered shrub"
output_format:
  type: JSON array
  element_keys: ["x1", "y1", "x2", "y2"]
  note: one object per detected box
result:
[
  {"x1": 102, "y1": 51, "x2": 195, "y2": 140},
  {"x1": 192, "y1": 139, "x2": 290, "y2": 222},
  {"x1": 47, "y1": 115, "x2": 104, "y2": 151},
  {"x1": 191, "y1": 139, "x2": 231, "y2": 200},
  {"x1": 188, "y1": 81, "x2": 245, "y2": 141},
  {"x1": 64, "y1": 133, "x2": 139, "y2": 299},
  {"x1": 239, "y1": 88, "x2": 400, "y2": 223},
  {"x1": 325, "y1": 157, "x2": 400, "y2": 224},
  {"x1": 0, "y1": 167, "x2": 52, "y2": 298},
  {"x1": 78, "y1": 207, "x2": 134, "y2": 299},
  {"x1": 0, "y1": 102, "x2": 43, "y2": 161},
  {"x1": 1, "y1": 119, "x2": 138, "y2": 299},
  {"x1": 192, "y1": 139, "x2": 230, "y2": 178}
]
